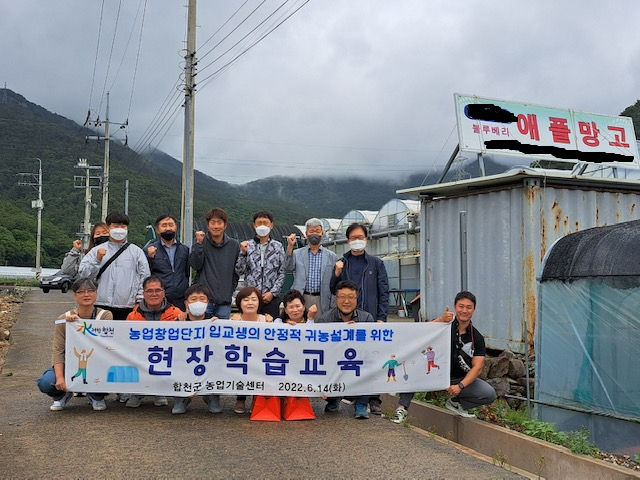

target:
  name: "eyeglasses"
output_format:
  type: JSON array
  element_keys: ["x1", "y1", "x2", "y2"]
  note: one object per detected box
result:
[
  {"x1": 336, "y1": 294, "x2": 357, "y2": 301},
  {"x1": 144, "y1": 289, "x2": 164, "y2": 294},
  {"x1": 75, "y1": 290, "x2": 96, "y2": 295}
]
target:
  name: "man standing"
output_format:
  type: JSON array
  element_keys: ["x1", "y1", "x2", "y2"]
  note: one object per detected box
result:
[
  {"x1": 392, "y1": 291, "x2": 497, "y2": 423},
  {"x1": 285, "y1": 218, "x2": 336, "y2": 317},
  {"x1": 330, "y1": 222, "x2": 389, "y2": 415},
  {"x1": 78, "y1": 211, "x2": 150, "y2": 320},
  {"x1": 190, "y1": 207, "x2": 240, "y2": 319},
  {"x1": 316, "y1": 280, "x2": 374, "y2": 419},
  {"x1": 236, "y1": 211, "x2": 286, "y2": 319},
  {"x1": 144, "y1": 214, "x2": 190, "y2": 310}
]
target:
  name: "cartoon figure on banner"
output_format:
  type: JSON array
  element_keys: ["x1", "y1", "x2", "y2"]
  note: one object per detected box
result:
[
  {"x1": 381, "y1": 354, "x2": 405, "y2": 383},
  {"x1": 421, "y1": 345, "x2": 440, "y2": 374},
  {"x1": 71, "y1": 347, "x2": 95, "y2": 384}
]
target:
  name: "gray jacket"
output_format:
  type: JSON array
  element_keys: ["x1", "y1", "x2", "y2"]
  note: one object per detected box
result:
[
  {"x1": 285, "y1": 245, "x2": 336, "y2": 312},
  {"x1": 78, "y1": 241, "x2": 150, "y2": 309}
]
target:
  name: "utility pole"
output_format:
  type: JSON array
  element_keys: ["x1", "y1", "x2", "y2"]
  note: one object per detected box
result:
[
  {"x1": 86, "y1": 92, "x2": 127, "y2": 221},
  {"x1": 102, "y1": 93, "x2": 111, "y2": 221},
  {"x1": 124, "y1": 179, "x2": 129, "y2": 215},
  {"x1": 17, "y1": 159, "x2": 43, "y2": 279},
  {"x1": 181, "y1": 0, "x2": 196, "y2": 247},
  {"x1": 73, "y1": 159, "x2": 102, "y2": 249}
]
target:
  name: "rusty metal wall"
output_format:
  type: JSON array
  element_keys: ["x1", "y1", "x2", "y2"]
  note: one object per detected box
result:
[{"x1": 420, "y1": 177, "x2": 640, "y2": 353}]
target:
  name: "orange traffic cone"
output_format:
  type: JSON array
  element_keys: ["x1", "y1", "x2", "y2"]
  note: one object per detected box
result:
[
  {"x1": 250, "y1": 396, "x2": 281, "y2": 421},
  {"x1": 281, "y1": 396, "x2": 316, "y2": 421}
]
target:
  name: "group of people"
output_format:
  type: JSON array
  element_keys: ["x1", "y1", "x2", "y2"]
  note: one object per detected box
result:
[{"x1": 37, "y1": 207, "x2": 496, "y2": 421}]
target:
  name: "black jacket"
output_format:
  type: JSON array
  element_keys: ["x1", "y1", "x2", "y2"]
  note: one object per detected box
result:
[
  {"x1": 330, "y1": 250, "x2": 389, "y2": 320},
  {"x1": 144, "y1": 239, "x2": 190, "y2": 307}
]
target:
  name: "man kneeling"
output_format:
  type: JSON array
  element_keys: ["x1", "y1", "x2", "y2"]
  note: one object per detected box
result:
[{"x1": 393, "y1": 291, "x2": 496, "y2": 423}]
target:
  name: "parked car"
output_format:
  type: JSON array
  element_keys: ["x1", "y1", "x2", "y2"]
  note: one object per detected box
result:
[{"x1": 39, "y1": 270, "x2": 76, "y2": 293}]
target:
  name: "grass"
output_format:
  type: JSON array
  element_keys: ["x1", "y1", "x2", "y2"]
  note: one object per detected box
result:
[
  {"x1": 411, "y1": 394, "x2": 603, "y2": 458},
  {"x1": 0, "y1": 277, "x2": 39, "y2": 287}
]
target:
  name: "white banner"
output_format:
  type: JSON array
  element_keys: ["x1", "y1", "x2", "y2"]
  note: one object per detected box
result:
[{"x1": 65, "y1": 320, "x2": 451, "y2": 397}]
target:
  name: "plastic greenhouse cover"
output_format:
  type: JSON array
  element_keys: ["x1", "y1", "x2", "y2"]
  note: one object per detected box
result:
[{"x1": 536, "y1": 279, "x2": 640, "y2": 421}]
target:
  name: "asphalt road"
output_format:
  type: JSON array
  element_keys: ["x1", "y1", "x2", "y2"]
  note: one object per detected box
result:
[{"x1": 0, "y1": 289, "x2": 526, "y2": 479}]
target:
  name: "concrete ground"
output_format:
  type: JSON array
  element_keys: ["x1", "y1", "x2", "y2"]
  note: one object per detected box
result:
[{"x1": 0, "y1": 289, "x2": 526, "y2": 479}]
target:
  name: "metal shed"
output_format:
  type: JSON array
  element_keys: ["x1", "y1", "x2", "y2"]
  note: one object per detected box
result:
[{"x1": 398, "y1": 168, "x2": 640, "y2": 353}]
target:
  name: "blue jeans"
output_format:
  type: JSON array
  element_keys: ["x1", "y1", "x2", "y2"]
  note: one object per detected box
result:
[
  {"x1": 207, "y1": 303, "x2": 231, "y2": 319},
  {"x1": 398, "y1": 377, "x2": 496, "y2": 410},
  {"x1": 37, "y1": 367, "x2": 106, "y2": 400}
]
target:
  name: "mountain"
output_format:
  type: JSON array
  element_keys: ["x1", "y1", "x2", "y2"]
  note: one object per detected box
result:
[{"x1": 0, "y1": 89, "x2": 424, "y2": 268}]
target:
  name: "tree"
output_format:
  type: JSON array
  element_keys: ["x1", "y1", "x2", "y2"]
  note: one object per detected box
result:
[{"x1": 620, "y1": 100, "x2": 640, "y2": 139}]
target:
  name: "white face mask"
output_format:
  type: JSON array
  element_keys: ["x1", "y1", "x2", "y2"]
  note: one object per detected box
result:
[
  {"x1": 109, "y1": 227, "x2": 128, "y2": 241},
  {"x1": 188, "y1": 301, "x2": 208, "y2": 317},
  {"x1": 349, "y1": 239, "x2": 367, "y2": 251},
  {"x1": 255, "y1": 225, "x2": 271, "y2": 237}
]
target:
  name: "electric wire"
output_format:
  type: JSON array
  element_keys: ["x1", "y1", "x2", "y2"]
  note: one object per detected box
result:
[
  {"x1": 197, "y1": 0, "x2": 266, "y2": 64},
  {"x1": 85, "y1": 0, "x2": 106, "y2": 124},
  {"x1": 125, "y1": 0, "x2": 148, "y2": 123},
  {"x1": 96, "y1": 0, "x2": 123, "y2": 115},
  {"x1": 197, "y1": 0, "x2": 310, "y2": 87}
]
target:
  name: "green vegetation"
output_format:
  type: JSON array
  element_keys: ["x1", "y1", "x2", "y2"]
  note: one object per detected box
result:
[
  {"x1": 413, "y1": 394, "x2": 601, "y2": 457},
  {"x1": 0, "y1": 89, "x2": 414, "y2": 268},
  {"x1": 0, "y1": 277, "x2": 39, "y2": 287}
]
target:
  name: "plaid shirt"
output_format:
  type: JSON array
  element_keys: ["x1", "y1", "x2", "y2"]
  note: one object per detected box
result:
[{"x1": 305, "y1": 248, "x2": 323, "y2": 293}]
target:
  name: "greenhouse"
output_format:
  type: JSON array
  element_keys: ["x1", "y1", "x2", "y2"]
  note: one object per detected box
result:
[{"x1": 537, "y1": 219, "x2": 640, "y2": 454}]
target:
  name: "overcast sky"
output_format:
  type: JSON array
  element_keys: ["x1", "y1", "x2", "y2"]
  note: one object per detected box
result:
[{"x1": 2, "y1": 0, "x2": 639, "y2": 184}]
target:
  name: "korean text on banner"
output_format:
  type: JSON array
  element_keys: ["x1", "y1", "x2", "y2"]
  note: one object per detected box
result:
[{"x1": 65, "y1": 320, "x2": 451, "y2": 397}]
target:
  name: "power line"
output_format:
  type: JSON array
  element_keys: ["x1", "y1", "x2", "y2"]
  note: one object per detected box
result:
[
  {"x1": 198, "y1": 0, "x2": 253, "y2": 55},
  {"x1": 97, "y1": 0, "x2": 123, "y2": 115},
  {"x1": 85, "y1": 0, "x2": 106, "y2": 125},
  {"x1": 197, "y1": 0, "x2": 267, "y2": 64},
  {"x1": 126, "y1": 0, "x2": 148, "y2": 122},
  {"x1": 198, "y1": 0, "x2": 311, "y2": 87}
]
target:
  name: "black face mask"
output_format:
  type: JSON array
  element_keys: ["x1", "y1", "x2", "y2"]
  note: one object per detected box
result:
[
  {"x1": 94, "y1": 235, "x2": 110, "y2": 246},
  {"x1": 307, "y1": 234, "x2": 322, "y2": 246},
  {"x1": 160, "y1": 231, "x2": 176, "y2": 241}
]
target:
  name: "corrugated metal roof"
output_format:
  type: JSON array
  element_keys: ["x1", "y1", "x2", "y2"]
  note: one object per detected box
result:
[{"x1": 398, "y1": 168, "x2": 640, "y2": 197}]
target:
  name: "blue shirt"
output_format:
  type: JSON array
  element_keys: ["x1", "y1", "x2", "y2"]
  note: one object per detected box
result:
[{"x1": 162, "y1": 241, "x2": 177, "y2": 269}]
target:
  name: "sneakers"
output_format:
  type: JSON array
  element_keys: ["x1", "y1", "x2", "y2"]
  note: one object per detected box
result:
[
  {"x1": 234, "y1": 399, "x2": 246, "y2": 414},
  {"x1": 324, "y1": 398, "x2": 340, "y2": 413},
  {"x1": 392, "y1": 406, "x2": 408, "y2": 424},
  {"x1": 446, "y1": 398, "x2": 475, "y2": 418},
  {"x1": 369, "y1": 400, "x2": 382, "y2": 416},
  {"x1": 172, "y1": 397, "x2": 191, "y2": 415},
  {"x1": 117, "y1": 393, "x2": 130, "y2": 403},
  {"x1": 354, "y1": 402, "x2": 369, "y2": 419},
  {"x1": 88, "y1": 394, "x2": 107, "y2": 411},
  {"x1": 126, "y1": 394, "x2": 142, "y2": 408},
  {"x1": 50, "y1": 392, "x2": 73, "y2": 411},
  {"x1": 204, "y1": 395, "x2": 222, "y2": 413},
  {"x1": 154, "y1": 396, "x2": 168, "y2": 407}
]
